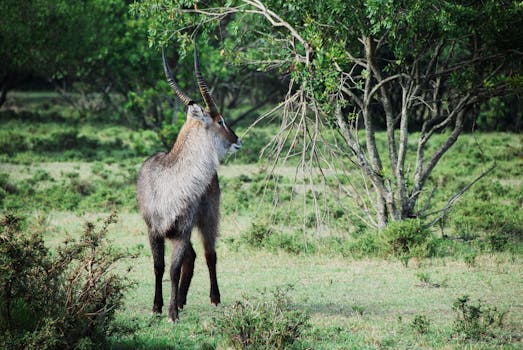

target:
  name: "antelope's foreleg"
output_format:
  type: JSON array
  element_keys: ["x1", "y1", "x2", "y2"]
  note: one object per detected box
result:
[{"x1": 178, "y1": 242, "x2": 196, "y2": 310}]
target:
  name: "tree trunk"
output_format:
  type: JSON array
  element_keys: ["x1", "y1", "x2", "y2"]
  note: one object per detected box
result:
[
  {"x1": 0, "y1": 77, "x2": 11, "y2": 108},
  {"x1": 375, "y1": 190, "x2": 388, "y2": 229}
]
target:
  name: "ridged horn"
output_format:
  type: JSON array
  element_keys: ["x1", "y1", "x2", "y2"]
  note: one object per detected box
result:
[
  {"x1": 162, "y1": 47, "x2": 194, "y2": 106},
  {"x1": 194, "y1": 45, "x2": 220, "y2": 117}
]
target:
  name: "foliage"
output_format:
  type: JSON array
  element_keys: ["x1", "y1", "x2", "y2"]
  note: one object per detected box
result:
[
  {"x1": 382, "y1": 219, "x2": 435, "y2": 260},
  {"x1": 132, "y1": 0, "x2": 523, "y2": 230},
  {"x1": 237, "y1": 220, "x2": 310, "y2": 255},
  {"x1": 240, "y1": 220, "x2": 273, "y2": 249},
  {"x1": 0, "y1": 110, "x2": 161, "y2": 163},
  {"x1": 1, "y1": 93, "x2": 522, "y2": 261},
  {"x1": 0, "y1": 167, "x2": 137, "y2": 213},
  {"x1": 213, "y1": 286, "x2": 309, "y2": 350},
  {"x1": 0, "y1": 213, "x2": 133, "y2": 350},
  {"x1": 452, "y1": 295, "x2": 507, "y2": 341},
  {"x1": 0, "y1": 0, "x2": 171, "y2": 134},
  {"x1": 451, "y1": 200, "x2": 523, "y2": 253}
]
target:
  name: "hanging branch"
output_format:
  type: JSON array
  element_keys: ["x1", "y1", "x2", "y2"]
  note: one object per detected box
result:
[{"x1": 423, "y1": 163, "x2": 496, "y2": 227}]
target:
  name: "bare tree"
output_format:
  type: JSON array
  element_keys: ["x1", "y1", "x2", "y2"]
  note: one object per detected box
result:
[{"x1": 140, "y1": 0, "x2": 522, "y2": 230}]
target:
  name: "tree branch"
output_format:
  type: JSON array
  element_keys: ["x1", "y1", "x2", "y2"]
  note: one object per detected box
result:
[
  {"x1": 243, "y1": 0, "x2": 313, "y2": 64},
  {"x1": 423, "y1": 163, "x2": 496, "y2": 227}
]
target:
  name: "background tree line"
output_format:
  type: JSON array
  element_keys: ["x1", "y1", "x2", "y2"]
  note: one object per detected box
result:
[
  {"x1": 1, "y1": 0, "x2": 521, "y2": 132},
  {"x1": 2, "y1": 0, "x2": 522, "y2": 228},
  {"x1": 1, "y1": 0, "x2": 284, "y2": 142},
  {"x1": 132, "y1": 0, "x2": 522, "y2": 228}
]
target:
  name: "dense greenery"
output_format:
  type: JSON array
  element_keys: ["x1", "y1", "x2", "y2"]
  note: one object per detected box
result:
[
  {"x1": 131, "y1": 0, "x2": 523, "y2": 131},
  {"x1": 3, "y1": 0, "x2": 522, "y2": 227},
  {"x1": 1, "y1": 97, "x2": 521, "y2": 259},
  {"x1": 213, "y1": 287, "x2": 309, "y2": 349},
  {"x1": 2, "y1": 0, "x2": 521, "y2": 130},
  {"x1": 0, "y1": 213, "x2": 132, "y2": 350},
  {"x1": 1, "y1": 1, "x2": 140, "y2": 98},
  {"x1": 132, "y1": 0, "x2": 523, "y2": 228}
]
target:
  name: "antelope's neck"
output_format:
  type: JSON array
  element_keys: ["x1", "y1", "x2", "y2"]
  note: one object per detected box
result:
[{"x1": 168, "y1": 124, "x2": 220, "y2": 184}]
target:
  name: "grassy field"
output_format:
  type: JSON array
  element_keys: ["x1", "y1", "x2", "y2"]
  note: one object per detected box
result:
[
  {"x1": 18, "y1": 203, "x2": 523, "y2": 349},
  {"x1": 1, "y1": 94, "x2": 522, "y2": 349}
]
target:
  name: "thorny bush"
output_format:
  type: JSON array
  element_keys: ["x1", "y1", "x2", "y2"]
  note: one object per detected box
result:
[
  {"x1": 213, "y1": 286, "x2": 310, "y2": 350},
  {"x1": 0, "y1": 212, "x2": 133, "y2": 350}
]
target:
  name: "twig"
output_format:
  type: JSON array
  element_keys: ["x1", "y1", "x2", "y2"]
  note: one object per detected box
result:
[{"x1": 424, "y1": 163, "x2": 496, "y2": 227}]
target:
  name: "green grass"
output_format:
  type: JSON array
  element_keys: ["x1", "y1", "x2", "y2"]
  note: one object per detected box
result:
[
  {"x1": 12, "y1": 210, "x2": 519, "y2": 349},
  {"x1": 1, "y1": 93, "x2": 522, "y2": 348}
]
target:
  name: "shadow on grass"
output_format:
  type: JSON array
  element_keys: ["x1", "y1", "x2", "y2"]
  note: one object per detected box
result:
[{"x1": 107, "y1": 314, "x2": 216, "y2": 350}]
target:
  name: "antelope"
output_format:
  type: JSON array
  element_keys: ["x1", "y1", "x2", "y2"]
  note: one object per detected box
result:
[{"x1": 136, "y1": 46, "x2": 242, "y2": 322}]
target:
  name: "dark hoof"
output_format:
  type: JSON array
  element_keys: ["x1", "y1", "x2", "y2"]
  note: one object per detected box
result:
[
  {"x1": 168, "y1": 306, "x2": 179, "y2": 323},
  {"x1": 167, "y1": 316, "x2": 179, "y2": 323}
]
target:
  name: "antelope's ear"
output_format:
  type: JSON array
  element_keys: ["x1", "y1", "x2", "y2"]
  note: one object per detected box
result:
[{"x1": 187, "y1": 104, "x2": 211, "y2": 125}]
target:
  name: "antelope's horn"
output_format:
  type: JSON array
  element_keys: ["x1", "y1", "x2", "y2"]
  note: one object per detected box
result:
[
  {"x1": 162, "y1": 47, "x2": 194, "y2": 106},
  {"x1": 194, "y1": 45, "x2": 220, "y2": 117}
]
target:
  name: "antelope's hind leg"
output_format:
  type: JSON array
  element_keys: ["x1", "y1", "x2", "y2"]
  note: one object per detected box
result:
[
  {"x1": 149, "y1": 233, "x2": 165, "y2": 314},
  {"x1": 198, "y1": 221, "x2": 221, "y2": 306},
  {"x1": 178, "y1": 242, "x2": 196, "y2": 310},
  {"x1": 196, "y1": 175, "x2": 221, "y2": 306},
  {"x1": 167, "y1": 238, "x2": 188, "y2": 322},
  {"x1": 205, "y1": 247, "x2": 220, "y2": 306}
]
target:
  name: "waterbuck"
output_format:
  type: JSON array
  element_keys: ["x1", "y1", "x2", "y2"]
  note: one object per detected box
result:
[{"x1": 136, "y1": 46, "x2": 242, "y2": 322}]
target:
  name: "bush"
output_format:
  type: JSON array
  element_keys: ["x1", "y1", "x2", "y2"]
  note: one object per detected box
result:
[
  {"x1": 240, "y1": 221, "x2": 273, "y2": 248},
  {"x1": 0, "y1": 174, "x2": 16, "y2": 203},
  {"x1": 0, "y1": 213, "x2": 132, "y2": 350},
  {"x1": 213, "y1": 286, "x2": 309, "y2": 350},
  {"x1": 345, "y1": 234, "x2": 382, "y2": 258},
  {"x1": 452, "y1": 295, "x2": 507, "y2": 341},
  {"x1": 452, "y1": 201, "x2": 523, "y2": 252},
  {"x1": 382, "y1": 219, "x2": 435, "y2": 261},
  {"x1": 239, "y1": 221, "x2": 312, "y2": 255},
  {"x1": 265, "y1": 231, "x2": 308, "y2": 255}
]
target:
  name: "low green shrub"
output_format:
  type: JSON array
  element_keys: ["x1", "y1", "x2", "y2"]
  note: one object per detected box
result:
[
  {"x1": 265, "y1": 231, "x2": 308, "y2": 255},
  {"x1": 452, "y1": 201, "x2": 523, "y2": 253},
  {"x1": 0, "y1": 174, "x2": 16, "y2": 203},
  {"x1": 128, "y1": 129, "x2": 163, "y2": 156},
  {"x1": 344, "y1": 234, "x2": 383, "y2": 258},
  {"x1": 463, "y1": 251, "x2": 478, "y2": 267},
  {"x1": 237, "y1": 219, "x2": 385, "y2": 258},
  {"x1": 382, "y1": 219, "x2": 435, "y2": 261},
  {"x1": 240, "y1": 221, "x2": 273, "y2": 248},
  {"x1": 239, "y1": 220, "x2": 319, "y2": 255},
  {"x1": 0, "y1": 213, "x2": 133, "y2": 350},
  {"x1": 1, "y1": 169, "x2": 138, "y2": 213},
  {"x1": 213, "y1": 286, "x2": 309, "y2": 350},
  {"x1": 452, "y1": 295, "x2": 507, "y2": 341}
]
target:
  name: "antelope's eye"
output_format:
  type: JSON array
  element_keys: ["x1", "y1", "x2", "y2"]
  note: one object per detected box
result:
[{"x1": 218, "y1": 119, "x2": 225, "y2": 126}]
